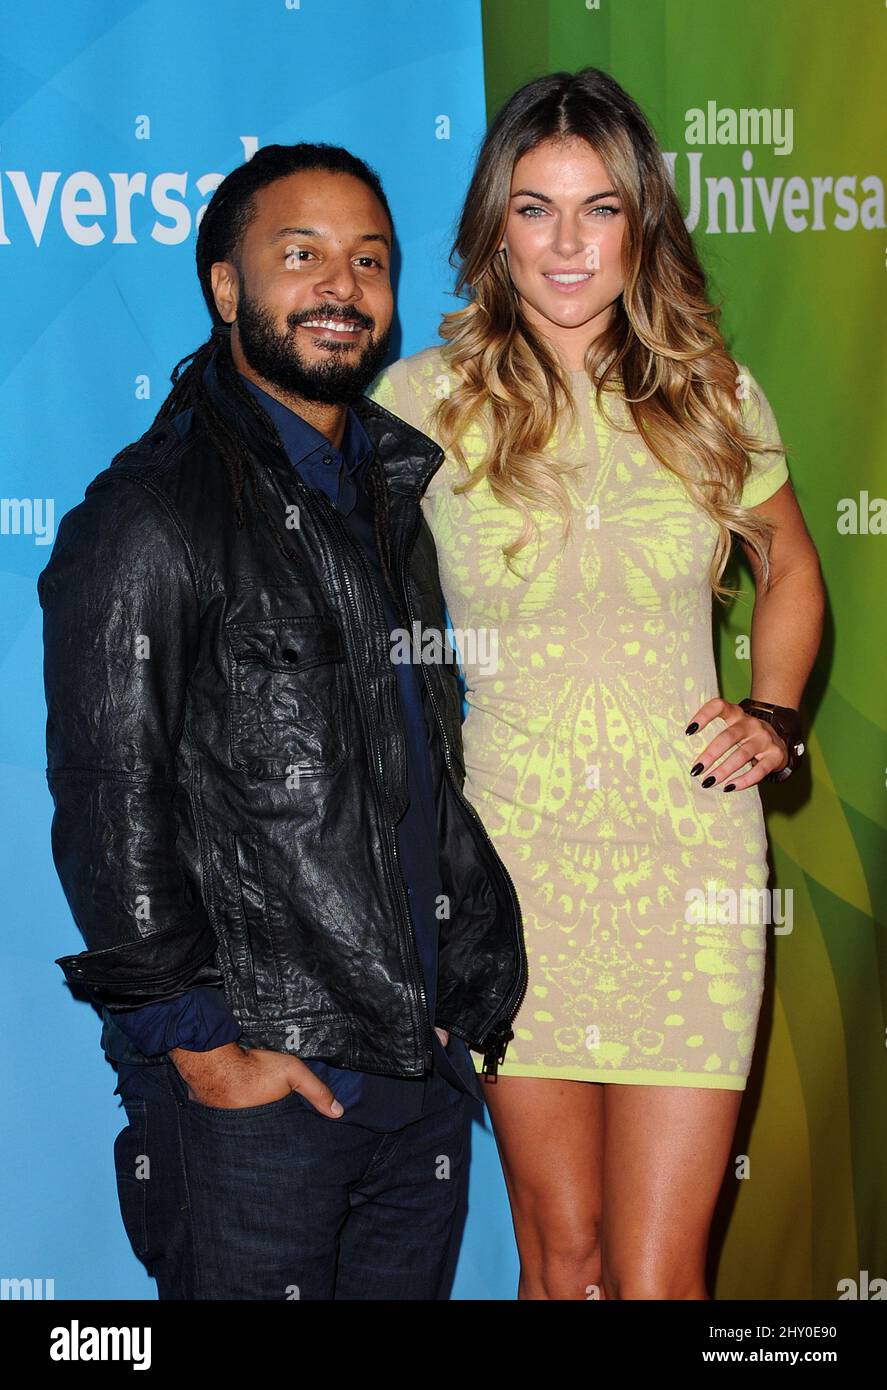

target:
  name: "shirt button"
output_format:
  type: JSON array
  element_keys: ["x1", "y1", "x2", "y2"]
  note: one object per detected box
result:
[{"x1": 322, "y1": 455, "x2": 334, "y2": 467}]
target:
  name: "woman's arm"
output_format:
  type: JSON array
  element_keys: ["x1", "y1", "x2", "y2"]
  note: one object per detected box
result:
[
  {"x1": 685, "y1": 480, "x2": 825, "y2": 790},
  {"x1": 739, "y1": 479, "x2": 825, "y2": 707}
]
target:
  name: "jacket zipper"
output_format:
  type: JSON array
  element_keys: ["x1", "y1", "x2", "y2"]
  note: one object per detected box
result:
[
  {"x1": 250, "y1": 429, "x2": 524, "y2": 1079},
  {"x1": 399, "y1": 509, "x2": 529, "y2": 1077},
  {"x1": 308, "y1": 491, "x2": 435, "y2": 1075}
]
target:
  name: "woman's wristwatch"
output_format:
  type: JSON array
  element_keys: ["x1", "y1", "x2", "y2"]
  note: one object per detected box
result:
[{"x1": 739, "y1": 698, "x2": 806, "y2": 782}]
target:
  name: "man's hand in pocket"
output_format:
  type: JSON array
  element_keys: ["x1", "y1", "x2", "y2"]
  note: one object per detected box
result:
[{"x1": 169, "y1": 1042, "x2": 344, "y2": 1117}]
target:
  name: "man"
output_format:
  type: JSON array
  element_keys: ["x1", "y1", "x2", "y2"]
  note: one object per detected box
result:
[{"x1": 38, "y1": 142, "x2": 526, "y2": 1300}]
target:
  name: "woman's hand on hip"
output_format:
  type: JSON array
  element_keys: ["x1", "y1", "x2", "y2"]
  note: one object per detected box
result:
[{"x1": 684, "y1": 696, "x2": 788, "y2": 792}]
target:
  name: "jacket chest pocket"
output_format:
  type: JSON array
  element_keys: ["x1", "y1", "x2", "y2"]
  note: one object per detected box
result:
[{"x1": 225, "y1": 616, "x2": 349, "y2": 780}]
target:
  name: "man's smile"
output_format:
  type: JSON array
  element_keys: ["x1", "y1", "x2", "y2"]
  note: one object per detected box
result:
[{"x1": 297, "y1": 316, "x2": 367, "y2": 343}]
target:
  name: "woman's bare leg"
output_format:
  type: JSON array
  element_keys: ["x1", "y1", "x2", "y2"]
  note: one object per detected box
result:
[
  {"x1": 481, "y1": 1075, "x2": 606, "y2": 1300},
  {"x1": 600, "y1": 1083, "x2": 743, "y2": 1299},
  {"x1": 482, "y1": 1074, "x2": 743, "y2": 1300}
]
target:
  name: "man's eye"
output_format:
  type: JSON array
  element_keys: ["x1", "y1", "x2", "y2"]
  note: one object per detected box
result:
[
  {"x1": 284, "y1": 247, "x2": 313, "y2": 264},
  {"x1": 355, "y1": 256, "x2": 383, "y2": 269}
]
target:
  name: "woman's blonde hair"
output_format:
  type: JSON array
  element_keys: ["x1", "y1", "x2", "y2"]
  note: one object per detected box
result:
[{"x1": 430, "y1": 67, "x2": 784, "y2": 600}]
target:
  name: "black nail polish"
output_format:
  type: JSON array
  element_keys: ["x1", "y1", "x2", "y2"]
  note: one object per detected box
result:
[
  {"x1": 690, "y1": 762, "x2": 704, "y2": 776},
  {"x1": 723, "y1": 783, "x2": 736, "y2": 792},
  {"x1": 685, "y1": 722, "x2": 699, "y2": 735},
  {"x1": 702, "y1": 775, "x2": 716, "y2": 788}
]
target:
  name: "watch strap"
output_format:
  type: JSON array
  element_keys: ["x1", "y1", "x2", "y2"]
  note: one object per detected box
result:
[{"x1": 739, "y1": 698, "x2": 805, "y2": 782}]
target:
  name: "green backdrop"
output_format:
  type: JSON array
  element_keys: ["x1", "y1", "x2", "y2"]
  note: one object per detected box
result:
[{"x1": 481, "y1": 0, "x2": 886, "y2": 1299}]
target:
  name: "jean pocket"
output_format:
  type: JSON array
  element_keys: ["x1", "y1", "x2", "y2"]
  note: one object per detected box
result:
[
  {"x1": 166, "y1": 1058, "x2": 307, "y2": 1118},
  {"x1": 185, "y1": 1090, "x2": 306, "y2": 1118},
  {"x1": 113, "y1": 1099, "x2": 150, "y2": 1262}
]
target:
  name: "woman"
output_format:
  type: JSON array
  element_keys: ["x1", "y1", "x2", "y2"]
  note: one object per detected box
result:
[{"x1": 368, "y1": 67, "x2": 824, "y2": 1300}]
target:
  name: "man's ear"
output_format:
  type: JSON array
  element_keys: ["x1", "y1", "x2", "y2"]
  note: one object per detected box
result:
[{"x1": 210, "y1": 260, "x2": 239, "y2": 325}]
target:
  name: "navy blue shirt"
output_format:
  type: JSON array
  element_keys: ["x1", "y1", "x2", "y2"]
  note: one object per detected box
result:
[{"x1": 101, "y1": 368, "x2": 482, "y2": 1128}]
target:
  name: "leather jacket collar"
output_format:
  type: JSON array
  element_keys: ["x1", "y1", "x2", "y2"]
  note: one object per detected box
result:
[{"x1": 201, "y1": 343, "x2": 445, "y2": 500}]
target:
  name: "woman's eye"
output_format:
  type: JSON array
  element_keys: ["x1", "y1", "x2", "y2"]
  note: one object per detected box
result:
[{"x1": 515, "y1": 204, "x2": 620, "y2": 219}]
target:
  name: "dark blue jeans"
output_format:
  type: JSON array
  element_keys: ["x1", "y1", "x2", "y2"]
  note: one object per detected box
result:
[{"x1": 112, "y1": 1057, "x2": 470, "y2": 1299}]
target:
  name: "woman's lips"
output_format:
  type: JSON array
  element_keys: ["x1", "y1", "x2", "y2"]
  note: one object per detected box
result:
[{"x1": 542, "y1": 272, "x2": 593, "y2": 294}]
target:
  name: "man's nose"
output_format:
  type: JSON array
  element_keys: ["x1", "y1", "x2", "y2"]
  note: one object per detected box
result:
[{"x1": 312, "y1": 259, "x2": 362, "y2": 302}]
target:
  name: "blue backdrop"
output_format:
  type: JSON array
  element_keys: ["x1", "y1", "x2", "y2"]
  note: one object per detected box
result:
[{"x1": 0, "y1": 0, "x2": 519, "y2": 1300}]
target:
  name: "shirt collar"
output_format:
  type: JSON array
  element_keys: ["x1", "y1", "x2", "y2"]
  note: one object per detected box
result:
[
  {"x1": 238, "y1": 372, "x2": 374, "y2": 482},
  {"x1": 198, "y1": 345, "x2": 446, "y2": 501}
]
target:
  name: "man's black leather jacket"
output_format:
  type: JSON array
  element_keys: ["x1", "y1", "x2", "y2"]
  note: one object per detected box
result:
[{"x1": 38, "y1": 352, "x2": 527, "y2": 1078}]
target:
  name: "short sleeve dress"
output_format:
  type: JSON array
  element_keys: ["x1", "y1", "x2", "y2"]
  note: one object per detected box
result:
[{"x1": 367, "y1": 349, "x2": 790, "y2": 1091}]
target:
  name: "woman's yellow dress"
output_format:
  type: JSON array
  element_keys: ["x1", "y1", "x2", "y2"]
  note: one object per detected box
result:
[{"x1": 368, "y1": 348, "x2": 789, "y2": 1090}]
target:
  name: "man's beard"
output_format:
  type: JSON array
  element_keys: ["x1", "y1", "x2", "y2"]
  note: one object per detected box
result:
[{"x1": 234, "y1": 281, "x2": 391, "y2": 405}]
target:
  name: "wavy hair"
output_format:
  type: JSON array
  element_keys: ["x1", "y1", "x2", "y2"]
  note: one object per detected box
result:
[{"x1": 430, "y1": 67, "x2": 785, "y2": 600}]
